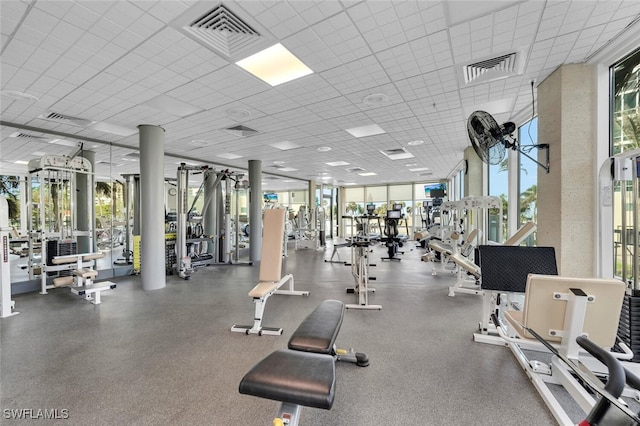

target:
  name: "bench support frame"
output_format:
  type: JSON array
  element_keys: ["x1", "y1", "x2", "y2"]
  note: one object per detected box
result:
[{"x1": 231, "y1": 274, "x2": 309, "y2": 336}]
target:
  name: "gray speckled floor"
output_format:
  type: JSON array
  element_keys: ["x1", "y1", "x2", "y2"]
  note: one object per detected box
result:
[{"x1": 1, "y1": 241, "x2": 556, "y2": 425}]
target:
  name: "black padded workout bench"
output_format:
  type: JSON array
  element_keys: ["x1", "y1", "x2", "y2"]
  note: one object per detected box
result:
[{"x1": 239, "y1": 300, "x2": 368, "y2": 425}]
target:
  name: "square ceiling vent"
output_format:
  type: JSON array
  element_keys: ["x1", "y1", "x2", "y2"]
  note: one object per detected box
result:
[
  {"x1": 380, "y1": 148, "x2": 414, "y2": 161},
  {"x1": 457, "y1": 48, "x2": 527, "y2": 86},
  {"x1": 223, "y1": 124, "x2": 259, "y2": 137},
  {"x1": 346, "y1": 167, "x2": 366, "y2": 173},
  {"x1": 171, "y1": 3, "x2": 271, "y2": 60}
]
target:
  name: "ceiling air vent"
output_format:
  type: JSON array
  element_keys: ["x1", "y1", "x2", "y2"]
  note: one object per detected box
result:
[
  {"x1": 39, "y1": 111, "x2": 95, "y2": 127},
  {"x1": 459, "y1": 49, "x2": 526, "y2": 86},
  {"x1": 380, "y1": 148, "x2": 414, "y2": 161},
  {"x1": 224, "y1": 124, "x2": 259, "y2": 137},
  {"x1": 346, "y1": 167, "x2": 365, "y2": 173},
  {"x1": 182, "y1": 4, "x2": 262, "y2": 58},
  {"x1": 9, "y1": 131, "x2": 48, "y2": 141}
]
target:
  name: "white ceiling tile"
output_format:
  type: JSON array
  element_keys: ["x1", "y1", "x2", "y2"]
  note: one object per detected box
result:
[
  {"x1": 32, "y1": 1, "x2": 75, "y2": 19},
  {"x1": 62, "y1": 3, "x2": 102, "y2": 31}
]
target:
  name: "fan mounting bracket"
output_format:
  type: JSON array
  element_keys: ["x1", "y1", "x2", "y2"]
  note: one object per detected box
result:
[{"x1": 517, "y1": 143, "x2": 550, "y2": 173}]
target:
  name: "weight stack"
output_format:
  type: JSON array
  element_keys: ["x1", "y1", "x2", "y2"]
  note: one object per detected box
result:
[
  {"x1": 616, "y1": 295, "x2": 640, "y2": 362},
  {"x1": 46, "y1": 240, "x2": 77, "y2": 277}
]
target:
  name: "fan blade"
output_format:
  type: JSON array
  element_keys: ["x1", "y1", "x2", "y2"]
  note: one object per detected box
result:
[{"x1": 467, "y1": 110, "x2": 507, "y2": 165}]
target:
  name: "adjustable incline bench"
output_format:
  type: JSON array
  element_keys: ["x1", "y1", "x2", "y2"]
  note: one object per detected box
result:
[
  {"x1": 240, "y1": 300, "x2": 368, "y2": 425},
  {"x1": 232, "y1": 208, "x2": 309, "y2": 336}
]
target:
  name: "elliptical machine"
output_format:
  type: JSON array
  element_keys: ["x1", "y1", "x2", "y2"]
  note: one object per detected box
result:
[{"x1": 381, "y1": 208, "x2": 402, "y2": 261}]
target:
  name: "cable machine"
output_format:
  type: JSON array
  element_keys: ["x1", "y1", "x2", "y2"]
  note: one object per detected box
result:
[
  {"x1": 27, "y1": 154, "x2": 94, "y2": 294},
  {"x1": 175, "y1": 164, "x2": 248, "y2": 279},
  {"x1": 113, "y1": 173, "x2": 139, "y2": 267}
]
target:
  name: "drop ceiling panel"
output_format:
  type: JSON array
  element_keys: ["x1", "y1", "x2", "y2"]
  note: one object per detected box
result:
[{"x1": 2, "y1": 0, "x2": 639, "y2": 186}]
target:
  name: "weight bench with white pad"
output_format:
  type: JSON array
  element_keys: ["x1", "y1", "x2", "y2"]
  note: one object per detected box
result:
[
  {"x1": 50, "y1": 252, "x2": 114, "y2": 303},
  {"x1": 288, "y1": 299, "x2": 369, "y2": 366},
  {"x1": 232, "y1": 209, "x2": 309, "y2": 336},
  {"x1": 50, "y1": 252, "x2": 105, "y2": 286},
  {"x1": 239, "y1": 349, "x2": 335, "y2": 426}
]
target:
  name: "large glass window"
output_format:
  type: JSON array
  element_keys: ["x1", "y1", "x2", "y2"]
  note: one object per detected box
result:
[
  {"x1": 488, "y1": 162, "x2": 507, "y2": 242},
  {"x1": 612, "y1": 48, "x2": 640, "y2": 155},
  {"x1": 518, "y1": 117, "x2": 539, "y2": 246},
  {"x1": 0, "y1": 175, "x2": 21, "y2": 228},
  {"x1": 611, "y1": 48, "x2": 640, "y2": 287},
  {"x1": 389, "y1": 184, "x2": 413, "y2": 235}
]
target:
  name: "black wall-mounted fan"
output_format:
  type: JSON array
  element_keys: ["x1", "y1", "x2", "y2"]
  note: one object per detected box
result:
[{"x1": 466, "y1": 110, "x2": 549, "y2": 173}]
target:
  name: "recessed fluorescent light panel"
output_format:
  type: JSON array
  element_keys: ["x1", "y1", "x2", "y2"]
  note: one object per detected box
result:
[
  {"x1": 14, "y1": 160, "x2": 29, "y2": 165},
  {"x1": 269, "y1": 141, "x2": 301, "y2": 151},
  {"x1": 326, "y1": 161, "x2": 350, "y2": 167},
  {"x1": 90, "y1": 122, "x2": 137, "y2": 137},
  {"x1": 345, "y1": 124, "x2": 386, "y2": 138},
  {"x1": 278, "y1": 167, "x2": 298, "y2": 172},
  {"x1": 410, "y1": 167, "x2": 431, "y2": 172},
  {"x1": 358, "y1": 172, "x2": 377, "y2": 176},
  {"x1": 236, "y1": 43, "x2": 313, "y2": 86}
]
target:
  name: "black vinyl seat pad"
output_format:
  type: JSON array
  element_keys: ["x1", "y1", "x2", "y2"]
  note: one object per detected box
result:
[
  {"x1": 478, "y1": 245, "x2": 558, "y2": 292},
  {"x1": 239, "y1": 349, "x2": 336, "y2": 410},
  {"x1": 288, "y1": 299, "x2": 344, "y2": 354}
]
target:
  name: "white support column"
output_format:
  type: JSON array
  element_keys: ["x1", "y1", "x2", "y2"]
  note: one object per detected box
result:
[
  {"x1": 138, "y1": 125, "x2": 166, "y2": 291},
  {"x1": 249, "y1": 160, "x2": 262, "y2": 263}
]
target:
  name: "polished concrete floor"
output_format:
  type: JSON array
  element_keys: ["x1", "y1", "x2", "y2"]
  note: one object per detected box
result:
[{"x1": 1, "y1": 240, "x2": 557, "y2": 425}]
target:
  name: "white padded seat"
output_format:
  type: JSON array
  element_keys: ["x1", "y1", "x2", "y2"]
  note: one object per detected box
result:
[
  {"x1": 74, "y1": 268, "x2": 98, "y2": 279},
  {"x1": 449, "y1": 253, "x2": 481, "y2": 279}
]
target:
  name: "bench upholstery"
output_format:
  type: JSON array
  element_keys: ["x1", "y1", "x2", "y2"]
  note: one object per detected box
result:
[
  {"x1": 288, "y1": 300, "x2": 344, "y2": 355},
  {"x1": 239, "y1": 349, "x2": 335, "y2": 410}
]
